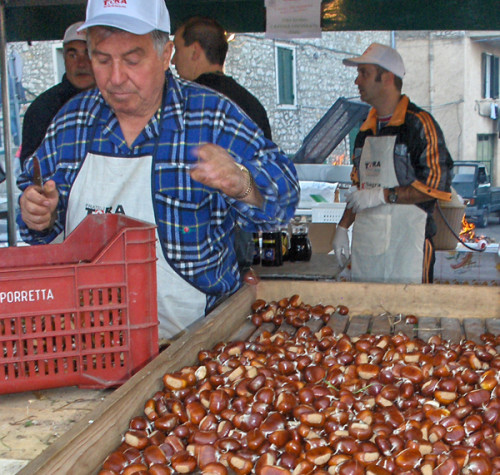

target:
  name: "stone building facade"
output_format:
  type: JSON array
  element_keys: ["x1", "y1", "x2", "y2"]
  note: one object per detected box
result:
[{"x1": 395, "y1": 31, "x2": 500, "y2": 186}]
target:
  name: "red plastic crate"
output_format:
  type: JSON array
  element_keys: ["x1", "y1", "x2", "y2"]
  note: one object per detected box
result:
[{"x1": 0, "y1": 214, "x2": 158, "y2": 394}]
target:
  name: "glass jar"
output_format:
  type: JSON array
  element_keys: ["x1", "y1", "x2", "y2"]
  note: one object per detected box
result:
[
  {"x1": 252, "y1": 232, "x2": 261, "y2": 265},
  {"x1": 289, "y1": 224, "x2": 312, "y2": 262},
  {"x1": 281, "y1": 229, "x2": 289, "y2": 261},
  {"x1": 261, "y1": 231, "x2": 282, "y2": 266}
]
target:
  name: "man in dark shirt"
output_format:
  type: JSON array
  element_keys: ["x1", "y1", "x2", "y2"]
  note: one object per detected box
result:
[
  {"x1": 19, "y1": 21, "x2": 95, "y2": 167},
  {"x1": 173, "y1": 16, "x2": 274, "y2": 273},
  {"x1": 172, "y1": 16, "x2": 272, "y2": 140}
]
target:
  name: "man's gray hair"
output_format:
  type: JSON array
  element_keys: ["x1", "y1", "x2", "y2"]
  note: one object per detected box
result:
[
  {"x1": 87, "y1": 26, "x2": 170, "y2": 58},
  {"x1": 151, "y1": 30, "x2": 171, "y2": 55}
]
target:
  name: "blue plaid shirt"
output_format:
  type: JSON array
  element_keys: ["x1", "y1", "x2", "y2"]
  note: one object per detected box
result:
[{"x1": 17, "y1": 71, "x2": 299, "y2": 308}]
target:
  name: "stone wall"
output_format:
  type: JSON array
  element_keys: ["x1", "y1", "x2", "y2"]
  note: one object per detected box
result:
[{"x1": 9, "y1": 40, "x2": 60, "y2": 114}]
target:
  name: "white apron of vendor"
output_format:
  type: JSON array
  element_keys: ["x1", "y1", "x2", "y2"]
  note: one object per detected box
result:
[
  {"x1": 66, "y1": 151, "x2": 206, "y2": 340},
  {"x1": 352, "y1": 136, "x2": 426, "y2": 283}
]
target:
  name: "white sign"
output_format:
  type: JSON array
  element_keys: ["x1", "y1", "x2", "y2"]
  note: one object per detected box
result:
[
  {"x1": 0, "y1": 288, "x2": 54, "y2": 304},
  {"x1": 265, "y1": 0, "x2": 322, "y2": 39}
]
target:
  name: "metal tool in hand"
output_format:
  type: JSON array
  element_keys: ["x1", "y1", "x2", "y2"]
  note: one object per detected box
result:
[{"x1": 32, "y1": 157, "x2": 44, "y2": 191}]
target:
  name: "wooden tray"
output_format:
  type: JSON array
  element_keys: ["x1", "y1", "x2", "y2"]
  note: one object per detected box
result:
[{"x1": 19, "y1": 281, "x2": 500, "y2": 475}]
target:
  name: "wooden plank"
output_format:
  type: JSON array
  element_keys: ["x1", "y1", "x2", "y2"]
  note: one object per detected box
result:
[
  {"x1": 346, "y1": 315, "x2": 370, "y2": 337},
  {"x1": 485, "y1": 318, "x2": 500, "y2": 336},
  {"x1": 368, "y1": 311, "x2": 417, "y2": 339},
  {"x1": 485, "y1": 318, "x2": 500, "y2": 351},
  {"x1": 229, "y1": 318, "x2": 258, "y2": 342},
  {"x1": 249, "y1": 322, "x2": 276, "y2": 341},
  {"x1": 276, "y1": 321, "x2": 298, "y2": 337},
  {"x1": 256, "y1": 254, "x2": 340, "y2": 281},
  {"x1": 463, "y1": 318, "x2": 487, "y2": 344},
  {"x1": 370, "y1": 312, "x2": 394, "y2": 336},
  {"x1": 416, "y1": 317, "x2": 441, "y2": 343},
  {"x1": 441, "y1": 317, "x2": 464, "y2": 343},
  {"x1": 395, "y1": 315, "x2": 418, "y2": 340},
  {"x1": 326, "y1": 312, "x2": 349, "y2": 335},
  {"x1": 305, "y1": 318, "x2": 324, "y2": 333},
  {"x1": 255, "y1": 281, "x2": 500, "y2": 319}
]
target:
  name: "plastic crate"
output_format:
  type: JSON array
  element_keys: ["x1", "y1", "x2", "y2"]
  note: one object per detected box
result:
[
  {"x1": 311, "y1": 203, "x2": 347, "y2": 223},
  {"x1": 0, "y1": 214, "x2": 158, "y2": 394}
]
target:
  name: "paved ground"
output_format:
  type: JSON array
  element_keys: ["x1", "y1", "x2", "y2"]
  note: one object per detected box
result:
[
  {"x1": 0, "y1": 387, "x2": 111, "y2": 474},
  {"x1": 478, "y1": 215, "x2": 500, "y2": 243}
]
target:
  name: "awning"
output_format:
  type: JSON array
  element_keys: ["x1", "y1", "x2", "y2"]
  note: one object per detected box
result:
[
  {"x1": 1, "y1": 0, "x2": 499, "y2": 246},
  {"x1": 3, "y1": 0, "x2": 500, "y2": 42}
]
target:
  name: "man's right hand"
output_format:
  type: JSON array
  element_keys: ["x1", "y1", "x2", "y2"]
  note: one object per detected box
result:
[
  {"x1": 332, "y1": 225, "x2": 350, "y2": 268},
  {"x1": 20, "y1": 180, "x2": 59, "y2": 232}
]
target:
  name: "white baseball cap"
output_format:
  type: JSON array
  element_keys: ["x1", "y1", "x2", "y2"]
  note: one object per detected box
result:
[
  {"x1": 78, "y1": 0, "x2": 170, "y2": 35},
  {"x1": 343, "y1": 43, "x2": 405, "y2": 79},
  {"x1": 63, "y1": 21, "x2": 87, "y2": 44}
]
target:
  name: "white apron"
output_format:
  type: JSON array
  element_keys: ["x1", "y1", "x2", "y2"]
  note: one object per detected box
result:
[
  {"x1": 66, "y1": 151, "x2": 206, "y2": 340},
  {"x1": 351, "y1": 136, "x2": 427, "y2": 283}
]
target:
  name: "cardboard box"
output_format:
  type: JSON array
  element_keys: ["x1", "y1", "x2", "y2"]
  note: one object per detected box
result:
[
  {"x1": 309, "y1": 223, "x2": 337, "y2": 254},
  {"x1": 432, "y1": 192, "x2": 466, "y2": 251},
  {"x1": 288, "y1": 222, "x2": 337, "y2": 254}
]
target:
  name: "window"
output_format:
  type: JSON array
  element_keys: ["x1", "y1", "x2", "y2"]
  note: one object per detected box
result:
[
  {"x1": 275, "y1": 45, "x2": 296, "y2": 106},
  {"x1": 54, "y1": 44, "x2": 65, "y2": 83},
  {"x1": 476, "y1": 134, "x2": 495, "y2": 175},
  {"x1": 482, "y1": 53, "x2": 499, "y2": 99},
  {"x1": 477, "y1": 167, "x2": 488, "y2": 185}
]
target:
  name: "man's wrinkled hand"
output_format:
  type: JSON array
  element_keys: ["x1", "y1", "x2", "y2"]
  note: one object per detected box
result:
[
  {"x1": 345, "y1": 187, "x2": 385, "y2": 213},
  {"x1": 20, "y1": 180, "x2": 59, "y2": 232},
  {"x1": 190, "y1": 143, "x2": 262, "y2": 207},
  {"x1": 190, "y1": 143, "x2": 246, "y2": 198}
]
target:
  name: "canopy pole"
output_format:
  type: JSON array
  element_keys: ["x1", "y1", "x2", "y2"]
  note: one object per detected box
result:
[{"x1": 0, "y1": 0, "x2": 18, "y2": 246}]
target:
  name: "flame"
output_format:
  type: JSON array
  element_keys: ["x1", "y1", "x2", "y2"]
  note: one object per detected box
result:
[
  {"x1": 330, "y1": 153, "x2": 349, "y2": 166},
  {"x1": 459, "y1": 215, "x2": 475, "y2": 242}
]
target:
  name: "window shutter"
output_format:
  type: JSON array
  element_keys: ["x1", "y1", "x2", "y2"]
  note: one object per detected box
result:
[
  {"x1": 277, "y1": 47, "x2": 294, "y2": 105},
  {"x1": 481, "y1": 52, "x2": 487, "y2": 98},
  {"x1": 492, "y1": 55, "x2": 499, "y2": 99}
]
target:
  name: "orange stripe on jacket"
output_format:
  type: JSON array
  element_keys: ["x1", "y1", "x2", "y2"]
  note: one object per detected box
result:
[
  {"x1": 422, "y1": 111, "x2": 441, "y2": 189},
  {"x1": 422, "y1": 238, "x2": 433, "y2": 284},
  {"x1": 409, "y1": 110, "x2": 441, "y2": 190}
]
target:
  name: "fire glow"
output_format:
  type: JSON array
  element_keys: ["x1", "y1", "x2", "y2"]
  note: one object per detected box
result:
[
  {"x1": 459, "y1": 215, "x2": 490, "y2": 249},
  {"x1": 460, "y1": 215, "x2": 476, "y2": 242},
  {"x1": 330, "y1": 153, "x2": 349, "y2": 166}
]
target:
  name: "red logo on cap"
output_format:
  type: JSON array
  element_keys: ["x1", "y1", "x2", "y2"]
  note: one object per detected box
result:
[{"x1": 104, "y1": 0, "x2": 127, "y2": 7}]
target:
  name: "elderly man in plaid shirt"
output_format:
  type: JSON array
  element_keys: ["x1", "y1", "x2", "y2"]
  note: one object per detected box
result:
[{"x1": 17, "y1": 0, "x2": 299, "y2": 340}]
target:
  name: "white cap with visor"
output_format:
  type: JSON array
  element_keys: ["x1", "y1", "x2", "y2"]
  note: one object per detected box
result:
[
  {"x1": 78, "y1": 0, "x2": 170, "y2": 35},
  {"x1": 63, "y1": 21, "x2": 87, "y2": 44},
  {"x1": 343, "y1": 43, "x2": 405, "y2": 79}
]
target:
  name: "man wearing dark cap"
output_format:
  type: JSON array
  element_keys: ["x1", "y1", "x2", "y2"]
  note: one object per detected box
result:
[
  {"x1": 332, "y1": 43, "x2": 454, "y2": 284},
  {"x1": 19, "y1": 21, "x2": 95, "y2": 166},
  {"x1": 17, "y1": 0, "x2": 299, "y2": 341}
]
